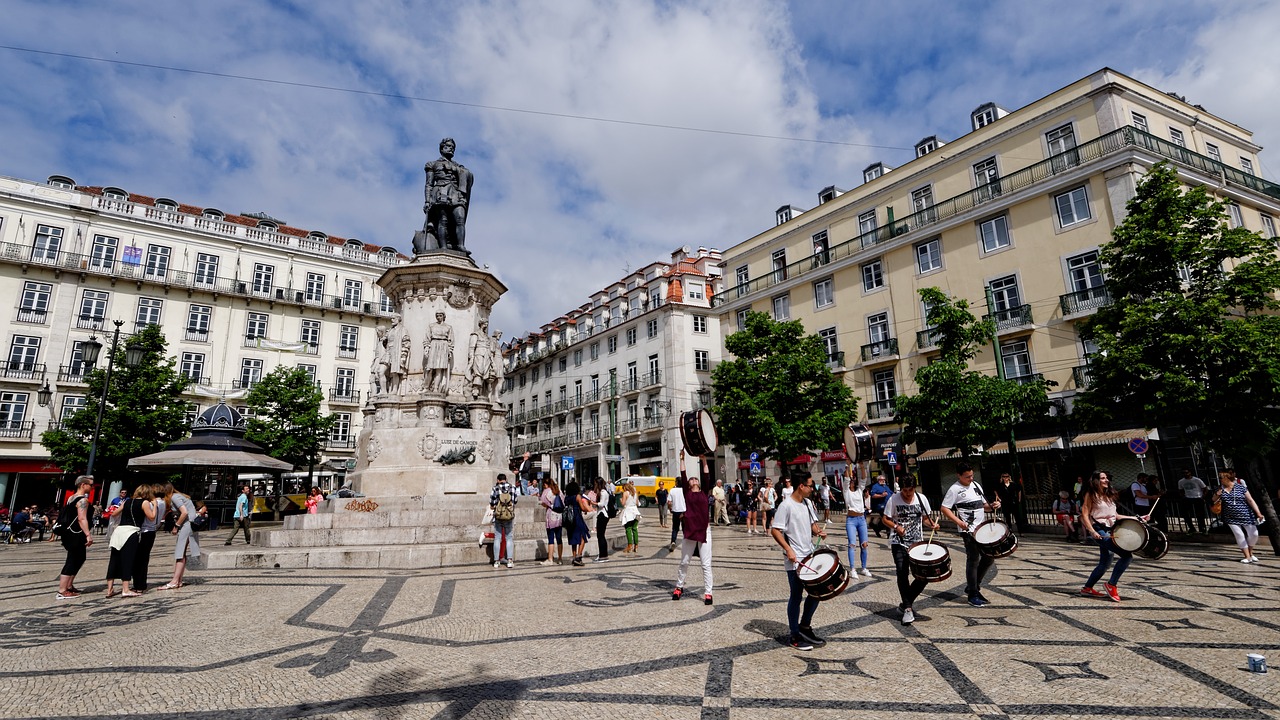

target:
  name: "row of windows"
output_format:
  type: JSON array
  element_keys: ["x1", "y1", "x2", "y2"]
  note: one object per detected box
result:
[
  {"x1": 19, "y1": 224, "x2": 381, "y2": 305},
  {"x1": 750, "y1": 117, "x2": 1268, "y2": 291},
  {"x1": 513, "y1": 315, "x2": 708, "y2": 388},
  {"x1": 15, "y1": 285, "x2": 363, "y2": 352},
  {"x1": 506, "y1": 347, "x2": 713, "y2": 408}
]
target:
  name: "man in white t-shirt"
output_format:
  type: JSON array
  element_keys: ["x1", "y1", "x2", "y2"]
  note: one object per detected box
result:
[
  {"x1": 667, "y1": 481, "x2": 687, "y2": 551},
  {"x1": 882, "y1": 475, "x2": 939, "y2": 624},
  {"x1": 770, "y1": 475, "x2": 827, "y2": 651},
  {"x1": 1178, "y1": 468, "x2": 1209, "y2": 534},
  {"x1": 940, "y1": 461, "x2": 1001, "y2": 607}
]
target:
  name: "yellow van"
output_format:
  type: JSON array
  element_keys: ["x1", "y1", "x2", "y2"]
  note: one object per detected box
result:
[{"x1": 615, "y1": 476, "x2": 677, "y2": 507}]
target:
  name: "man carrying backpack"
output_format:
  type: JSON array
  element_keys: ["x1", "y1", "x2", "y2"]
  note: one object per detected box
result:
[{"x1": 489, "y1": 473, "x2": 518, "y2": 568}]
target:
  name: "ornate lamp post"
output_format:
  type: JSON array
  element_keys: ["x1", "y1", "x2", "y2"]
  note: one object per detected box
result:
[{"x1": 80, "y1": 320, "x2": 146, "y2": 476}]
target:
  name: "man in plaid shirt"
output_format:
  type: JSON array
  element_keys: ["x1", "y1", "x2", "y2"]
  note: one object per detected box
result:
[{"x1": 489, "y1": 473, "x2": 518, "y2": 568}]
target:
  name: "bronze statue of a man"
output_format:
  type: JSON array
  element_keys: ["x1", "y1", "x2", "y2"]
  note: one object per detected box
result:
[{"x1": 416, "y1": 137, "x2": 474, "y2": 254}]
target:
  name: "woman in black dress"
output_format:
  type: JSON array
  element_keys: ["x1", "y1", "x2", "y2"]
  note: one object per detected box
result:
[{"x1": 105, "y1": 484, "x2": 156, "y2": 598}]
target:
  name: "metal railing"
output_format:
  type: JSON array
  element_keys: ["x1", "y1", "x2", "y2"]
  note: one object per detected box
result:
[
  {"x1": 714, "y1": 126, "x2": 1280, "y2": 307},
  {"x1": 825, "y1": 351, "x2": 846, "y2": 370},
  {"x1": 326, "y1": 437, "x2": 356, "y2": 450},
  {"x1": 58, "y1": 364, "x2": 90, "y2": 383},
  {"x1": 76, "y1": 314, "x2": 106, "y2": 331},
  {"x1": 860, "y1": 338, "x2": 899, "y2": 362},
  {"x1": 984, "y1": 304, "x2": 1033, "y2": 331},
  {"x1": 1072, "y1": 365, "x2": 1094, "y2": 388},
  {"x1": 1007, "y1": 372, "x2": 1045, "y2": 386},
  {"x1": 641, "y1": 370, "x2": 662, "y2": 386},
  {"x1": 15, "y1": 308, "x2": 46, "y2": 324},
  {"x1": 338, "y1": 346, "x2": 358, "y2": 359},
  {"x1": 185, "y1": 329, "x2": 210, "y2": 342},
  {"x1": 0, "y1": 361, "x2": 45, "y2": 380},
  {"x1": 328, "y1": 388, "x2": 360, "y2": 404},
  {"x1": 1060, "y1": 286, "x2": 1111, "y2": 316},
  {"x1": 916, "y1": 327, "x2": 942, "y2": 350},
  {"x1": 866, "y1": 399, "x2": 896, "y2": 421}
]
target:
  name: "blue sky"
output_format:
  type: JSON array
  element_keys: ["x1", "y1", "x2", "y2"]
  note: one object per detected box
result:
[{"x1": 1, "y1": 0, "x2": 1276, "y2": 336}]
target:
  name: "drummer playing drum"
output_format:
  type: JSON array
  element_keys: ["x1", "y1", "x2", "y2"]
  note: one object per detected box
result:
[
  {"x1": 939, "y1": 462, "x2": 1001, "y2": 607},
  {"x1": 770, "y1": 474, "x2": 828, "y2": 651},
  {"x1": 882, "y1": 474, "x2": 939, "y2": 625},
  {"x1": 1079, "y1": 470, "x2": 1146, "y2": 602}
]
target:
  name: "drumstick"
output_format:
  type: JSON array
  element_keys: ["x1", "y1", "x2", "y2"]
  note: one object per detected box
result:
[{"x1": 1146, "y1": 497, "x2": 1160, "y2": 519}]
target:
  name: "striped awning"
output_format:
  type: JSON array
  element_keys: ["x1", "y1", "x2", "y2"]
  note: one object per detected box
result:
[
  {"x1": 1069, "y1": 428, "x2": 1160, "y2": 448},
  {"x1": 984, "y1": 436, "x2": 1063, "y2": 456},
  {"x1": 916, "y1": 447, "x2": 967, "y2": 462}
]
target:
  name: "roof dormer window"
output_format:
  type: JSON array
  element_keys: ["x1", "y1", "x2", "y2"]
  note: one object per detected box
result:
[
  {"x1": 307, "y1": 231, "x2": 328, "y2": 241},
  {"x1": 47, "y1": 175, "x2": 75, "y2": 189},
  {"x1": 776, "y1": 205, "x2": 794, "y2": 226},
  {"x1": 971, "y1": 103, "x2": 1006, "y2": 130},
  {"x1": 344, "y1": 239, "x2": 364, "y2": 251},
  {"x1": 257, "y1": 220, "x2": 278, "y2": 231},
  {"x1": 915, "y1": 136, "x2": 942, "y2": 158},
  {"x1": 863, "y1": 163, "x2": 887, "y2": 183},
  {"x1": 103, "y1": 187, "x2": 128, "y2": 200},
  {"x1": 155, "y1": 198, "x2": 178, "y2": 211},
  {"x1": 202, "y1": 208, "x2": 225, "y2": 220},
  {"x1": 378, "y1": 246, "x2": 397, "y2": 255},
  {"x1": 818, "y1": 186, "x2": 843, "y2": 204}
]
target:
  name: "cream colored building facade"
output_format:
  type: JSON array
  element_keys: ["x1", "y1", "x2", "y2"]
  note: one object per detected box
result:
[
  {"x1": 0, "y1": 173, "x2": 408, "y2": 506},
  {"x1": 713, "y1": 68, "x2": 1280, "y2": 484},
  {"x1": 501, "y1": 247, "x2": 724, "y2": 484}
]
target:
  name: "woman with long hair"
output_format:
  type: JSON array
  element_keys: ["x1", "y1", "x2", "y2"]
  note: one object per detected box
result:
[
  {"x1": 160, "y1": 483, "x2": 200, "y2": 590},
  {"x1": 1080, "y1": 470, "x2": 1144, "y2": 602},
  {"x1": 592, "y1": 477, "x2": 612, "y2": 563},
  {"x1": 1214, "y1": 471, "x2": 1265, "y2": 563},
  {"x1": 564, "y1": 481, "x2": 591, "y2": 566},
  {"x1": 105, "y1": 483, "x2": 156, "y2": 598},
  {"x1": 131, "y1": 482, "x2": 167, "y2": 592},
  {"x1": 745, "y1": 480, "x2": 759, "y2": 535},
  {"x1": 539, "y1": 478, "x2": 564, "y2": 566},
  {"x1": 619, "y1": 479, "x2": 641, "y2": 555},
  {"x1": 305, "y1": 487, "x2": 323, "y2": 514}
]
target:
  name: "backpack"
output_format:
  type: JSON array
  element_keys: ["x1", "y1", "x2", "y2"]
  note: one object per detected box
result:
[
  {"x1": 494, "y1": 490, "x2": 515, "y2": 522},
  {"x1": 52, "y1": 495, "x2": 85, "y2": 537},
  {"x1": 561, "y1": 497, "x2": 577, "y2": 526}
]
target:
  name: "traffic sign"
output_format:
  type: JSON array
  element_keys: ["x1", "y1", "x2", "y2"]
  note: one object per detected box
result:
[
  {"x1": 1127, "y1": 438, "x2": 1149, "y2": 455},
  {"x1": 561, "y1": 456, "x2": 575, "y2": 470},
  {"x1": 886, "y1": 451, "x2": 898, "y2": 466},
  {"x1": 749, "y1": 460, "x2": 762, "y2": 476},
  {"x1": 604, "y1": 454, "x2": 625, "y2": 462},
  {"x1": 749, "y1": 451, "x2": 759, "y2": 461}
]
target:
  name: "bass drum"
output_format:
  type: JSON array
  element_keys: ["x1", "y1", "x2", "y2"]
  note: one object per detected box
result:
[
  {"x1": 797, "y1": 547, "x2": 850, "y2": 601},
  {"x1": 907, "y1": 541, "x2": 952, "y2": 583},
  {"x1": 972, "y1": 519, "x2": 1018, "y2": 559},
  {"x1": 680, "y1": 409, "x2": 719, "y2": 457},
  {"x1": 1136, "y1": 523, "x2": 1169, "y2": 561},
  {"x1": 843, "y1": 423, "x2": 877, "y2": 464}
]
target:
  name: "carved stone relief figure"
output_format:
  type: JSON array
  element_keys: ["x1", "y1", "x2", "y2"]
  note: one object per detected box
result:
[
  {"x1": 468, "y1": 319, "x2": 495, "y2": 400},
  {"x1": 423, "y1": 311, "x2": 454, "y2": 393},
  {"x1": 387, "y1": 313, "x2": 407, "y2": 394},
  {"x1": 489, "y1": 330, "x2": 505, "y2": 403},
  {"x1": 371, "y1": 326, "x2": 391, "y2": 395}
]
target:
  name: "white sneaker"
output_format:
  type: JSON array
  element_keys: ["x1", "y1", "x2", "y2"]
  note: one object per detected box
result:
[
  {"x1": 1249, "y1": 557, "x2": 1260, "y2": 563},
  {"x1": 861, "y1": 568, "x2": 872, "y2": 577},
  {"x1": 1241, "y1": 558, "x2": 1252, "y2": 563},
  {"x1": 494, "y1": 562, "x2": 502, "y2": 568},
  {"x1": 506, "y1": 561, "x2": 514, "y2": 568},
  {"x1": 902, "y1": 608, "x2": 915, "y2": 625},
  {"x1": 539, "y1": 559, "x2": 554, "y2": 566}
]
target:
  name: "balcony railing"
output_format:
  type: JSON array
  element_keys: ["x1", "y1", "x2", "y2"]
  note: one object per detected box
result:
[
  {"x1": 1072, "y1": 365, "x2": 1094, "y2": 388},
  {"x1": 1007, "y1": 372, "x2": 1045, "y2": 387},
  {"x1": 866, "y1": 398, "x2": 896, "y2": 421},
  {"x1": 328, "y1": 388, "x2": 360, "y2": 405},
  {"x1": 916, "y1": 327, "x2": 942, "y2": 350},
  {"x1": 621, "y1": 376, "x2": 641, "y2": 393},
  {"x1": 15, "y1": 308, "x2": 46, "y2": 324},
  {"x1": 76, "y1": 315, "x2": 106, "y2": 331},
  {"x1": 860, "y1": 338, "x2": 899, "y2": 362},
  {"x1": 553, "y1": 400, "x2": 569, "y2": 413},
  {"x1": 185, "y1": 329, "x2": 210, "y2": 343},
  {"x1": 0, "y1": 361, "x2": 45, "y2": 380},
  {"x1": 825, "y1": 351, "x2": 846, "y2": 370},
  {"x1": 984, "y1": 304, "x2": 1033, "y2": 331},
  {"x1": 338, "y1": 346, "x2": 359, "y2": 359},
  {"x1": 243, "y1": 335, "x2": 263, "y2": 348},
  {"x1": 641, "y1": 370, "x2": 662, "y2": 387},
  {"x1": 1060, "y1": 286, "x2": 1112, "y2": 316},
  {"x1": 232, "y1": 378, "x2": 260, "y2": 390},
  {"x1": 58, "y1": 364, "x2": 90, "y2": 383},
  {"x1": 0, "y1": 420, "x2": 35, "y2": 440},
  {"x1": 714, "y1": 125, "x2": 1280, "y2": 307},
  {"x1": 326, "y1": 437, "x2": 356, "y2": 450}
]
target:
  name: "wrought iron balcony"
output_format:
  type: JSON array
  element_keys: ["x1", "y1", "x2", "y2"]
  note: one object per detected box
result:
[
  {"x1": 860, "y1": 338, "x2": 899, "y2": 362},
  {"x1": 916, "y1": 327, "x2": 942, "y2": 350},
  {"x1": 58, "y1": 364, "x2": 90, "y2": 383},
  {"x1": 642, "y1": 370, "x2": 662, "y2": 387},
  {"x1": 326, "y1": 437, "x2": 356, "y2": 450},
  {"x1": 185, "y1": 328, "x2": 210, "y2": 342},
  {"x1": 0, "y1": 361, "x2": 45, "y2": 380},
  {"x1": 15, "y1": 308, "x2": 46, "y2": 324},
  {"x1": 338, "y1": 346, "x2": 358, "y2": 359},
  {"x1": 866, "y1": 398, "x2": 896, "y2": 421},
  {"x1": 328, "y1": 388, "x2": 360, "y2": 405},
  {"x1": 76, "y1": 314, "x2": 106, "y2": 331},
  {"x1": 825, "y1": 351, "x2": 846, "y2": 370},
  {"x1": 0, "y1": 420, "x2": 35, "y2": 440},
  {"x1": 1060, "y1": 286, "x2": 1112, "y2": 316},
  {"x1": 1007, "y1": 372, "x2": 1045, "y2": 387},
  {"x1": 983, "y1": 304, "x2": 1032, "y2": 331},
  {"x1": 1072, "y1": 365, "x2": 1094, "y2": 388}
]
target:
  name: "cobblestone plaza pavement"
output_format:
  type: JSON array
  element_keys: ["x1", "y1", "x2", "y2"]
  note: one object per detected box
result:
[{"x1": 1, "y1": 515, "x2": 1277, "y2": 719}]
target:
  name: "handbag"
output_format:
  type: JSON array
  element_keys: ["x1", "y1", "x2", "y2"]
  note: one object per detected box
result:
[
  {"x1": 481, "y1": 507, "x2": 495, "y2": 524},
  {"x1": 1209, "y1": 491, "x2": 1223, "y2": 516}
]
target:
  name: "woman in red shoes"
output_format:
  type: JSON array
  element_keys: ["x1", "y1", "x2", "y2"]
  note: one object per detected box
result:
[{"x1": 1079, "y1": 470, "x2": 1145, "y2": 602}]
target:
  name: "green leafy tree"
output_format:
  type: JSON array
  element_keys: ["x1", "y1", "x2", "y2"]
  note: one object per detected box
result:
[
  {"x1": 244, "y1": 366, "x2": 336, "y2": 476},
  {"x1": 894, "y1": 288, "x2": 1053, "y2": 458},
  {"x1": 41, "y1": 324, "x2": 191, "y2": 480},
  {"x1": 710, "y1": 311, "x2": 858, "y2": 472},
  {"x1": 1076, "y1": 162, "x2": 1280, "y2": 545}
]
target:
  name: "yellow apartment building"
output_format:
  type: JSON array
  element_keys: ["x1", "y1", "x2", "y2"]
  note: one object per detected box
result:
[{"x1": 712, "y1": 67, "x2": 1280, "y2": 499}]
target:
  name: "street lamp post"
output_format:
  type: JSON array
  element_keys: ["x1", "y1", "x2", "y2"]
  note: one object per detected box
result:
[{"x1": 81, "y1": 320, "x2": 145, "y2": 477}]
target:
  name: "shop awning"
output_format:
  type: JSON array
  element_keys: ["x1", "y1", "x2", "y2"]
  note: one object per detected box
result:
[
  {"x1": 984, "y1": 436, "x2": 1063, "y2": 456},
  {"x1": 915, "y1": 447, "x2": 968, "y2": 462},
  {"x1": 1069, "y1": 428, "x2": 1160, "y2": 448}
]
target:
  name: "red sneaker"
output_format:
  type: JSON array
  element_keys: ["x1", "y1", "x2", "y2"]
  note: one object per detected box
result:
[
  {"x1": 704, "y1": 593, "x2": 713, "y2": 605},
  {"x1": 671, "y1": 587, "x2": 683, "y2": 601},
  {"x1": 1103, "y1": 583, "x2": 1121, "y2": 602},
  {"x1": 1080, "y1": 586, "x2": 1106, "y2": 598}
]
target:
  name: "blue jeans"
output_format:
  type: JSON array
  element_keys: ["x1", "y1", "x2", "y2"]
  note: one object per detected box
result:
[
  {"x1": 786, "y1": 569, "x2": 821, "y2": 638},
  {"x1": 1086, "y1": 528, "x2": 1132, "y2": 587},
  {"x1": 845, "y1": 515, "x2": 868, "y2": 570},
  {"x1": 493, "y1": 519, "x2": 514, "y2": 562}
]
